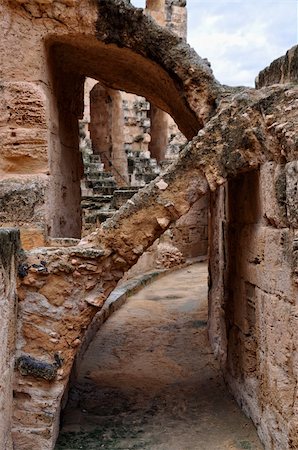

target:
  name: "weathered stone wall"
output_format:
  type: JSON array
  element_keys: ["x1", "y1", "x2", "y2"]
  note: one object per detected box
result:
[
  {"x1": 122, "y1": 92, "x2": 151, "y2": 157},
  {"x1": 256, "y1": 44, "x2": 298, "y2": 88},
  {"x1": 0, "y1": 229, "x2": 20, "y2": 450},
  {"x1": 0, "y1": 0, "x2": 217, "y2": 246},
  {"x1": 172, "y1": 194, "x2": 208, "y2": 258},
  {"x1": 1, "y1": 2, "x2": 298, "y2": 449},
  {"x1": 121, "y1": 195, "x2": 209, "y2": 280},
  {"x1": 208, "y1": 164, "x2": 298, "y2": 449}
]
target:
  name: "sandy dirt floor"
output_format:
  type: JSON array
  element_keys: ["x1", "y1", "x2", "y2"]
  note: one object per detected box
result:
[{"x1": 56, "y1": 263, "x2": 263, "y2": 450}]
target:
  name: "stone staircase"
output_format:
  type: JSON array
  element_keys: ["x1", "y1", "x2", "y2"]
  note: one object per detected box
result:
[
  {"x1": 81, "y1": 151, "x2": 163, "y2": 235},
  {"x1": 127, "y1": 150, "x2": 160, "y2": 186},
  {"x1": 81, "y1": 154, "x2": 139, "y2": 234}
]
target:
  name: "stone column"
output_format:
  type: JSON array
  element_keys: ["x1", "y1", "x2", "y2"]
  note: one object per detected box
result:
[
  {"x1": 145, "y1": 0, "x2": 168, "y2": 162},
  {"x1": 90, "y1": 83, "x2": 128, "y2": 185},
  {"x1": 145, "y1": 0, "x2": 187, "y2": 162},
  {"x1": 148, "y1": 106, "x2": 168, "y2": 162},
  {"x1": 48, "y1": 67, "x2": 85, "y2": 239},
  {"x1": 165, "y1": 0, "x2": 187, "y2": 39}
]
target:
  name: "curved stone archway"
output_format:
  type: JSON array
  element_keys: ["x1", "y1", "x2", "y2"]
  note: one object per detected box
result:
[
  {"x1": 2, "y1": 0, "x2": 220, "y2": 244},
  {"x1": 13, "y1": 81, "x2": 298, "y2": 449},
  {"x1": 2, "y1": 2, "x2": 298, "y2": 449}
]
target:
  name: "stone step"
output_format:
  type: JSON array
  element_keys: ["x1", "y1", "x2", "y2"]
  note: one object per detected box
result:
[
  {"x1": 85, "y1": 162, "x2": 103, "y2": 170},
  {"x1": 134, "y1": 173, "x2": 158, "y2": 183},
  {"x1": 85, "y1": 175, "x2": 116, "y2": 185},
  {"x1": 87, "y1": 180, "x2": 116, "y2": 189},
  {"x1": 93, "y1": 186, "x2": 117, "y2": 195},
  {"x1": 82, "y1": 194, "x2": 113, "y2": 202},
  {"x1": 84, "y1": 170, "x2": 114, "y2": 178},
  {"x1": 81, "y1": 201, "x2": 112, "y2": 210}
]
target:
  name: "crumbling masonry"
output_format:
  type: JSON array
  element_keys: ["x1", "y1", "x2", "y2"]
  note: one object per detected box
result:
[{"x1": 0, "y1": 0, "x2": 297, "y2": 449}]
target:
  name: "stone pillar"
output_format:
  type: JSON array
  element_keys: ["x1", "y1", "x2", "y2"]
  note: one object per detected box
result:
[
  {"x1": 111, "y1": 91, "x2": 129, "y2": 186},
  {"x1": 148, "y1": 106, "x2": 168, "y2": 162},
  {"x1": 48, "y1": 67, "x2": 85, "y2": 239},
  {"x1": 145, "y1": 0, "x2": 168, "y2": 162},
  {"x1": 0, "y1": 229, "x2": 20, "y2": 450},
  {"x1": 90, "y1": 83, "x2": 128, "y2": 185},
  {"x1": 146, "y1": 0, "x2": 187, "y2": 39},
  {"x1": 165, "y1": 0, "x2": 187, "y2": 39},
  {"x1": 146, "y1": 0, "x2": 187, "y2": 162}
]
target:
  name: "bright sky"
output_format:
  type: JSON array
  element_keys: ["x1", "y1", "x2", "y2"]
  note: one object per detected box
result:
[{"x1": 131, "y1": 0, "x2": 298, "y2": 86}]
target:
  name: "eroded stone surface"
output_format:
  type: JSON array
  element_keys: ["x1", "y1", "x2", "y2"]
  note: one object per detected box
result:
[
  {"x1": 0, "y1": 229, "x2": 20, "y2": 450},
  {"x1": 0, "y1": 1, "x2": 297, "y2": 449},
  {"x1": 256, "y1": 44, "x2": 298, "y2": 87}
]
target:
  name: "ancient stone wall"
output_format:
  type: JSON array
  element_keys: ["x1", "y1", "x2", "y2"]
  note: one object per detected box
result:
[
  {"x1": 256, "y1": 44, "x2": 298, "y2": 88},
  {"x1": 0, "y1": 229, "x2": 20, "y2": 450},
  {"x1": 0, "y1": 0, "x2": 216, "y2": 247},
  {"x1": 172, "y1": 194, "x2": 208, "y2": 258},
  {"x1": 208, "y1": 164, "x2": 298, "y2": 449},
  {"x1": 207, "y1": 52, "x2": 298, "y2": 449},
  {"x1": 1, "y1": 2, "x2": 298, "y2": 449}
]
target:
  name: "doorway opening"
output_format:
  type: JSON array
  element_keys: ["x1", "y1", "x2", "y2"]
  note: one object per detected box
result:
[
  {"x1": 79, "y1": 78, "x2": 187, "y2": 236},
  {"x1": 46, "y1": 36, "x2": 196, "y2": 240}
]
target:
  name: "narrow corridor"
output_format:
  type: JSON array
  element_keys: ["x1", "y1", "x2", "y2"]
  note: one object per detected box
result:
[{"x1": 56, "y1": 263, "x2": 263, "y2": 450}]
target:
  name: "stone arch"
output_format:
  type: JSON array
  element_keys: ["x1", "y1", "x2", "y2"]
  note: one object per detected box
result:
[
  {"x1": 43, "y1": 0, "x2": 219, "y2": 240},
  {"x1": 45, "y1": 2, "x2": 219, "y2": 239},
  {"x1": 14, "y1": 81, "x2": 298, "y2": 449},
  {"x1": 2, "y1": 1, "x2": 297, "y2": 445},
  {"x1": 1, "y1": 0, "x2": 220, "y2": 247}
]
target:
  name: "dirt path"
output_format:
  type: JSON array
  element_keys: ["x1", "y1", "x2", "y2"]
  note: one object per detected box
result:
[{"x1": 56, "y1": 263, "x2": 263, "y2": 450}]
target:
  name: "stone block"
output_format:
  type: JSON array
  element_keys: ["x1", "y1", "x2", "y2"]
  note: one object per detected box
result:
[
  {"x1": 0, "y1": 128, "x2": 48, "y2": 175},
  {"x1": 0, "y1": 176, "x2": 48, "y2": 224},
  {"x1": 239, "y1": 226, "x2": 293, "y2": 296},
  {"x1": 20, "y1": 227, "x2": 46, "y2": 250},
  {"x1": 256, "y1": 44, "x2": 298, "y2": 87},
  {"x1": 39, "y1": 275, "x2": 72, "y2": 306},
  {"x1": 0, "y1": 82, "x2": 47, "y2": 128}
]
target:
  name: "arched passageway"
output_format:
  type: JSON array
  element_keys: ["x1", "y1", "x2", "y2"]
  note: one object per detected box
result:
[
  {"x1": 56, "y1": 263, "x2": 263, "y2": 449},
  {"x1": 46, "y1": 32, "x2": 215, "y2": 238}
]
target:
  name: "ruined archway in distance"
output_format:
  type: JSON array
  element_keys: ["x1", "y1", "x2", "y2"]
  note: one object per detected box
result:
[{"x1": 45, "y1": 0, "x2": 220, "y2": 239}]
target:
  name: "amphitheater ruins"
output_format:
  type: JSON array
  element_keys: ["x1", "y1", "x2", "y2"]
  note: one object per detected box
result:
[{"x1": 0, "y1": 0, "x2": 297, "y2": 448}]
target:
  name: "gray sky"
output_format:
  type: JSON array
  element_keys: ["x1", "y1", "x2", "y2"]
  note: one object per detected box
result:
[{"x1": 131, "y1": 0, "x2": 298, "y2": 86}]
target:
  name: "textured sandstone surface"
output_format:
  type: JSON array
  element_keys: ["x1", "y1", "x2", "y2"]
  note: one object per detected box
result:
[
  {"x1": 256, "y1": 45, "x2": 298, "y2": 88},
  {"x1": 0, "y1": 229, "x2": 20, "y2": 450},
  {"x1": 0, "y1": 1, "x2": 297, "y2": 449},
  {"x1": 12, "y1": 80, "x2": 298, "y2": 449}
]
